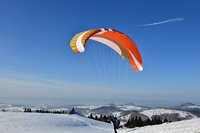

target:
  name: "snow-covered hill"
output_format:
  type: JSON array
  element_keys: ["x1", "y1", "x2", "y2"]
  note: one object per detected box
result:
[
  {"x1": 171, "y1": 103, "x2": 200, "y2": 117},
  {"x1": 0, "y1": 112, "x2": 200, "y2": 133},
  {"x1": 140, "y1": 108, "x2": 197, "y2": 119}
]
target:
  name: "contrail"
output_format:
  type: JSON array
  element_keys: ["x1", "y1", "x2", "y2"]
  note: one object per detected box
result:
[{"x1": 139, "y1": 18, "x2": 184, "y2": 26}]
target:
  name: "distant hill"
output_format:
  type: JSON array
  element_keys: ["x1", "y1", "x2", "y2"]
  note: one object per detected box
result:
[{"x1": 170, "y1": 103, "x2": 200, "y2": 117}]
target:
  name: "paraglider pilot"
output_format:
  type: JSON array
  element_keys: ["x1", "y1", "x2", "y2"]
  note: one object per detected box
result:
[{"x1": 108, "y1": 114, "x2": 123, "y2": 133}]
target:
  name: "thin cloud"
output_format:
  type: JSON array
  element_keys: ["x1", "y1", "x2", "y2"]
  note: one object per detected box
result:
[
  {"x1": 0, "y1": 69, "x2": 93, "y2": 90},
  {"x1": 0, "y1": 70, "x2": 149, "y2": 105},
  {"x1": 0, "y1": 70, "x2": 116, "y2": 100},
  {"x1": 139, "y1": 18, "x2": 184, "y2": 26}
]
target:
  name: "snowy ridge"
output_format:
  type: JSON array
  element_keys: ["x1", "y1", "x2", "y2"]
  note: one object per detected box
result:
[
  {"x1": 118, "y1": 105, "x2": 148, "y2": 111},
  {"x1": 75, "y1": 105, "x2": 108, "y2": 110},
  {"x1": 184, "y1": 105, "x2": 200, "y2": 109}
]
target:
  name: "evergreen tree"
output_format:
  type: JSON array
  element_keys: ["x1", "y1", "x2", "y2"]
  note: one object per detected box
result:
[
  {"x1": 69, "y1": 108, "x2": 76, "y2": 114},
  {"x1": 164, "y1": 118, "x2": 168, "y2": 123},
  {"x1": 144, "y1": 118, "x2": 152, "y2": 126},
  {"x1": 152, "y1": 116, "x2": 162, "y2": 125},
  {"x1": 103, "y1": 115, "x2": 109, "y2": 123},
  {"x1": 88, "y1": 113, "x2": 94, "y2": 119},
  {"x1": 125, "y1": 117, "x2": 138, "y2": 128},
  {"x1": 125, "y1": 119, "x2": 131, "y2": 128},
  {"x1": 99, "y1": 114, "x2": 103, "y2": 121},
  {"x1": 157, "y1": 117, "x2": 162, "y2": 124},
  {"x1": 138, "y1": 117, "x2": 143, "y2": 127},
  {"x1": 134, "y1": 116, "x2": 139, "y2": 127},
  {"x1": 24, "y1": 108, "x2": 32, "y2": 112},
  {"x1": 95, "y1": 115, "x2": 98, "y2": 120}
]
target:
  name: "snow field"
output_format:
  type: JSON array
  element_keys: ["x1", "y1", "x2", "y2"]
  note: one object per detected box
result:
[{"x1": 0, "y1": 112, "x2": 200, "y2": 133}]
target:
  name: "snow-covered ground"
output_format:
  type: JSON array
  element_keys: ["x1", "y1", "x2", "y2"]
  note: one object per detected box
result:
[
  {"x1": 0, "y1": 112, "x2": 200, "y2": 133},
  {"x1": 0, "y1": 112, "x2": 113, "y2": 133},
  {"x1": 126, "y1": 118, "x2": 200, "y2": 133}
]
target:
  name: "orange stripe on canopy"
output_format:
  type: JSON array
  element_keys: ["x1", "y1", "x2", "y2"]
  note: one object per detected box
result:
[{"x1": 93, "y1": 30, "x2": 143, "y2": 71}]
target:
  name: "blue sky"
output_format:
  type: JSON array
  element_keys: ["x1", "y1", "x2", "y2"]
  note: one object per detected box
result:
[{"x1": 0, "y1": 0, "x2": 200, "y2": 107}]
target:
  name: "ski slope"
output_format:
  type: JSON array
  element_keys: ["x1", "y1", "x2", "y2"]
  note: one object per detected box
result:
[{"x1": 0, "y1": 112, "x2": 200, "y2": 133}]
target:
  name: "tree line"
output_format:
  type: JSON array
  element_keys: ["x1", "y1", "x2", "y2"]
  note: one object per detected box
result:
[
  {"x1": 24, "y1": 107, "x2": 76, "y2": 114},
  {"x1": 125, "y1": 116, "x2": 170, "y2": 128},
  {"x1": 87, "y1": 113, "x2": 171, "y2": 128},
  {"x1": 88, "y1": 113, "x2": 110, "y2": 123}
]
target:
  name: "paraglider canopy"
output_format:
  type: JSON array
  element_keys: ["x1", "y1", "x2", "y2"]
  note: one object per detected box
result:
[{"x1": 70, "y1": 28, "x2": 143, "y2": 71}]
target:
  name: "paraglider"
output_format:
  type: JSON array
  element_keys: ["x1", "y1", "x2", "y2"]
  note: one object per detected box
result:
[
  {"x1": 70, "y1": 28, "x2": 143, "y2": 71},
  {"x1": 108, "y1": 114, "x2": 123, "y2": 133}
]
